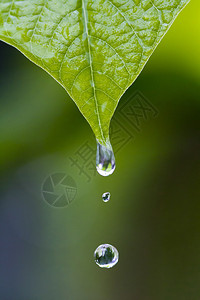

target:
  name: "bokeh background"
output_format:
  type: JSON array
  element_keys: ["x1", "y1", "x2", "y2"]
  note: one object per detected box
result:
[{"x1": 0, "y1": 1, "x2": 200, "y2": 299}]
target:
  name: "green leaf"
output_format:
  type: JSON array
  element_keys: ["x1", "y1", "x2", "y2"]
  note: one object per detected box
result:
[{"x1": 0, "y1": 0, "x2": 190, "y2": 148}]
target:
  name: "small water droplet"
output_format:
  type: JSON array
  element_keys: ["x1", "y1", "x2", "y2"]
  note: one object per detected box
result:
[
  {"x1": 96, "y1": 142, "x2": 115, "y2": 176},
  {"x1": 94, "y1": 244, "x2": 119, "y2": 268},
  {"x1": 102, "y1": 192, "x2": 110, "y2": 202}
]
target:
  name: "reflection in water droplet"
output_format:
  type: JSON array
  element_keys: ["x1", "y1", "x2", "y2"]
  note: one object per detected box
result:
[
  {"x1": 94, "y1": 244, "x2": 119, "y2": 268},
  {"x1": 96, "y1": 142, "x2": 115, "y2": 176},
  {"x1": 102, "y1": 192, "x2": 110, "y2": 202}
]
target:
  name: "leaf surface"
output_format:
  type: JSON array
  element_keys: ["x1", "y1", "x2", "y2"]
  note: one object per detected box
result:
[{"x1": 0, "y1": 0, "x2": 190, "y2": 147}]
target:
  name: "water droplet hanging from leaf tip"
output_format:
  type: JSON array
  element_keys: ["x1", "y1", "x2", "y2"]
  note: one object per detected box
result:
[{"x1": 96, "y1": 142, "x2": 115, "y2": 176}]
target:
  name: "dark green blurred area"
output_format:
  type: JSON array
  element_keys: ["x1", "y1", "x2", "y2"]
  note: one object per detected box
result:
[{"x1": 0, "y1": 1, "x2": 200, "y2": 299}]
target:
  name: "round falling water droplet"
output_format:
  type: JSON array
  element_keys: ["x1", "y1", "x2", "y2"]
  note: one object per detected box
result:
[
  {"x1": 94, "y1": 244, "x2": 119, "y2": 268},
  {"x1": 96, "y1": 142, "x2": 115, "y2": 176},
  {"x1": 102, "y1": 192, "x2": 110, "y2": 202}
]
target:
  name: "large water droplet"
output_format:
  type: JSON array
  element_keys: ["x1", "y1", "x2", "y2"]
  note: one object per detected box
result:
[
  {"x1": 96, "y1": 142, "x2": 115, "y2": 176},
  {"x1": 94, "y1": 244, "x2": 119, "y2": 268},
  {"x1": 102, "y1": 192, "x2": 110, "y2": 202}
]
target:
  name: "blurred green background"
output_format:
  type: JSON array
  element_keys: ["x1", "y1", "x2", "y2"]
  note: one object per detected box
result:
[{"x1": 0, "y1": 1, "x2": 200, "y2": 299}]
